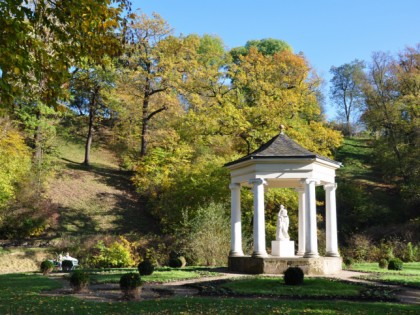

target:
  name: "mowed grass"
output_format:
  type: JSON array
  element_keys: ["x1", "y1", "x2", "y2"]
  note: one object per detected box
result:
[
  {"x1": 1, "y1": 273, "x2": 418, "y2": 315},
  {"x1": 221, "y1": 277, "x2": 363, "y2": 297},
  {"x1": 352, "y1": 262, "x2": 420, "y2": 287},
  {"x1": 352, "y1": 262, "x2": 420, "y2": 274},
  {"x1": 88, "y1": 267, "x2": 219, "y2": 284}
]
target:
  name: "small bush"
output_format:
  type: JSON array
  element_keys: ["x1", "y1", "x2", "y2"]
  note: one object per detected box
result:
[
  {"x1": 388, "y1": 258, "x2": 403, "y2": 271},
  {"x1": 284, "y1": 267, "x2": 304, "y2": 285},
  {"x1": 89, "y1": 237, "x2": 135, "y2": 268},
  {"x1": 343, "y1": 257, "x2": 354, "y2": 268},
  {"x1": 168, "y1": 256, "x2": 186, "y2": 268},
  {"x1": 40, "y1": 260, "x2": 54, "y2": 275},
  {"x1": 138, "y1": 260, "x2": 154, "y2": 276},
  {"x1": 69, "y1": 270, "x2": 89, "y2": 292},
  {"x1": 120, "y1": 273, "x2": 142, "y2": 299},
  {"x1": 378, "y1": 259, "x2": 388, "y2": 269},
  {"x1": 62, "y1": 260, "x2": 74, "y2": 271}
]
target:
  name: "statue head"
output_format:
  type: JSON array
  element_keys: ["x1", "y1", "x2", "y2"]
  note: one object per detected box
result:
[{"x1": 279, "y1": 204, "x2": 287, "y2": 216}]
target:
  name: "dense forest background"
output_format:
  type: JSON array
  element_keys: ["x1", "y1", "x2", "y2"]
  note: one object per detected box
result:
[{"x1": 0, "y1": 1, "x2": 418, "y2": 266}]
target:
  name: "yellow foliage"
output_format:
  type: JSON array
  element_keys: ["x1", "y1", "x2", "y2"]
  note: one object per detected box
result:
[{"x1": 0, "y1": 119, "x2": 31, "y2": 207}]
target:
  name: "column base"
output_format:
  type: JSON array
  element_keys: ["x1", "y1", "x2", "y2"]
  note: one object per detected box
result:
[
  {"x1": 296, "y1": 251, "x2": 305, "y2": 256},
  {"x1": 325, "y1": 251, "x2": 340, "y2": 257},
  {"x1": 303, "y1": 252, "x2": 319, "y2": 258},
  {"x1": 229, "y1": 250, "x2": 244, "y2": 257},
  {"x1": 252, "y1": 251, "x2": 268, "y2": 258}
]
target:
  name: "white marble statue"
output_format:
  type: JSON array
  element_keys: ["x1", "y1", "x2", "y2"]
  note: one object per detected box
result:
[{"x1": 276, "y1": 205, "x2": 290, "y2": 241}]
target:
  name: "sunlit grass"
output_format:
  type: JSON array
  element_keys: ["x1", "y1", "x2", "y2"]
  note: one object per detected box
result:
[
  {"x1": 221, "y1": 277, "x2": 363, "y2": 297},
  {"x1": 1, "y1": 273, "x2": 418, "y2": 315},
  {"x1": 352, "y1": 262, "x2": 420, "y2": 287}
]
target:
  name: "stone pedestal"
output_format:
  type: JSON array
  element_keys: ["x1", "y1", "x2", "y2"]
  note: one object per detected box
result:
[
  {"x1": 271, "y1": 240, "x2": 295, "y2": 257},
  {"x1": 228, "y1": 256, "x2": 342, "y2": 275}
]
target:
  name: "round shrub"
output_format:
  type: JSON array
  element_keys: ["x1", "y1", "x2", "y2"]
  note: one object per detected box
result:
[
  {"x1": 378, "y1": 258, "x2": 388, "y2": 269},
  {"x1": 284, "y1": 267, "x2": 304, "y2": 285},
  {"x1": 343, "y1": 257, "x2": 354, "y2": 268},
  {"x1": 168, "y1": 256, "x2": 186, "y2": 268},
  {"x1": 62, "y1": 260, "x2": 74, "y2": 271},
  {"x1": 138, "y1": 260, "x2": 154, "y2": 276},
  {"x1": 120, "y1": 272, "x2": 142, "y2": 299},
  {"x1": 69, "y1": 270, "x2": 89, "y2": 292},
  {"x1": 40, "y1": 260, "x2": 54, "y2": 275},
  {"x1": 388, "y1": 258, "x2": 403, "y2": 271}
]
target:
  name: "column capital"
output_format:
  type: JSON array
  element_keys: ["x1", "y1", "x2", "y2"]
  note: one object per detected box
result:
[
  {"x1": 301, "y1": 178, "x2": 320, "y2": 185},
  {"x1": 249, "y1": 178, "x2": 267, "y2": 186},
  {"x1": 229, "y1": 183, "x2": 241, "y2": 190},
  {"x1": 324, "y1": 183, "x2": 337, "y2": 191}
]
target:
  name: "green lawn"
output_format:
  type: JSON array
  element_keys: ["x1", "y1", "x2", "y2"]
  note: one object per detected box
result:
[
  {"x1": 1, "y1": 273, "x2": 418, "y2": 315},
  {"x1": 88, "y1": 267, "x2": 218, "y2": 284},
  {"x1": 351, "y1": 262, "x2": 420, "y2": 274},
  {"x1": 351, "y1": 262, "x2": 420, "y2": 287},
  {"x1": 221, "y1": 277, "x2": 364, "y2": 297}
]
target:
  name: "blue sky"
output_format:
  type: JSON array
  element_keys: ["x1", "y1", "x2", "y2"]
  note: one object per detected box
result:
[{"x1": 131, "y1": 0, "x2": 419, "y2": 119}]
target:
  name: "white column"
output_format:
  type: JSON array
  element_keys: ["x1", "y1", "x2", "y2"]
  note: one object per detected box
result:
[
  {"x1": 295, "y1": 187, "x2": 305, "y2": 256},
  {"x1": 249, "y1": 178, "x2": 268, "y2": 257},
  {"x1": 324, "y1": 183, "x2": 340, "y2": 257},
  {"x1": 303, "y1": 178, "x2": 319, "y2": 258},
  {"x1": 229, "y1": 183, "x2": 244, "y2": 256}
]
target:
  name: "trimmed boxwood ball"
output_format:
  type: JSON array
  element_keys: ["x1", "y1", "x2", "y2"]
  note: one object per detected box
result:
[
  {"x1": 378, "y1": 258, "x2": 388, "y2": 269},
  {"x1": 168, "y1": 256, "x2": 186, "y2": 268},
  {"x1": 62, "y1": 260, "x2": 74, "y2": 271},
  {"x1": 69, "y1": 270, "x2": 90, "y2": 292},
  {"x1": 120, "y1": 272, "x2": 142, "y2": 299},
  {"x1": 388, "y1": 258, "x2": 403, "y2": 270},
  {"x1": 284, "y1": 267, "x2": 304, "y2": 285},
  {"x1": 138, "y1": 260, "x2": 154, "y2": 276},
  {"x1": 343, "y1": 257, "x2": 354, "y2": 268},
  {"x1": 40, "y1": 260, "x2": 54, "y2": 275}
]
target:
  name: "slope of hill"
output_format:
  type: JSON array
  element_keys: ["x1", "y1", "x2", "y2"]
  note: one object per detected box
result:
[
  {"x1": 47, "y1": 135, "x2": 159, "y2": 239},
  {"x1": 335, "y1": 137, "x2": 418, "y2": 243}
]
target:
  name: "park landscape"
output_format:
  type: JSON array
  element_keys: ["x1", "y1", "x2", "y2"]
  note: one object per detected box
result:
[{"x1": 0, "y1": 1, "x2": 419, "y2": 314}]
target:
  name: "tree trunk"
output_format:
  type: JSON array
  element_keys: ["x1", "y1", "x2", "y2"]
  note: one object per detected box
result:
[
  {"x1": 34, "y1": 109, "x2": 43, "y2": 164},
  {"x1": 140, "y1": 97, "x2": 149, "y2": 157},
  {"x1": 83, "y1": 91, "x2": 97, "y2": 166}
]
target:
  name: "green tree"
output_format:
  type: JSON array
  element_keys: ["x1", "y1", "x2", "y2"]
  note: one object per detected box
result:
[
  {"x1": 230, "y1": 38, "x2": 292, "y2": 63},
  {"x1": 362, "y1": 45, "x2": 419, "y2": 213},
  {"x1": 69, "y1": 58, "x2": 116, "y2": 165},
  {"x1": 330, "y1": 60, "x2": 365, "y2": 135}
]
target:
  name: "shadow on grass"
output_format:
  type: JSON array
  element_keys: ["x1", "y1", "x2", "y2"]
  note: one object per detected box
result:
[
  {"x1": 57, "y1": 206, "x2": 99, "y2": 236},
  {"x1": 59, "y1": 158, "x2": 159, "y2": 235}
]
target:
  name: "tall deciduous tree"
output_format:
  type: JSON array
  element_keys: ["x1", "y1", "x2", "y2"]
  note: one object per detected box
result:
[
  {"x1": 1, "y1": 0, "x2": 130, "y2": 166},
  {"x1": 117, "y1": 13, "x2": 182, "y2": 157},
  {"x1": 69, "y1": 58, "x2": 116, "y2": 165},
  {"x1": 329, "y1": 60, "x2": 365, "y2": 135},
  {"x1": 362, "y1": 46, "x2": 419, "y2": 197}
]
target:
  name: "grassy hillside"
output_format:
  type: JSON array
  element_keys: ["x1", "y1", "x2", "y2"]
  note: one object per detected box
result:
[
  {"x1": 335, "y1": 137, "x2": 418, "y2": 242},
  {"x1": 47, "y1": 133, "x2": 159, "y2": 239}
]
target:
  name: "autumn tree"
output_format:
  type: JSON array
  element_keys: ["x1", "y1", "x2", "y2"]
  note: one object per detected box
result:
[
  {"x1": 116, "y1": 13, "x2": 186, "y2": 157},
  {"x1": 0, "y1": 118, "x2": 31, "y2": 209},
  {"x1": 362, "y1": 46, "x2": 419, "y2": 210},
  {"x1": 0, "y1": 0, "x2": 130, "y2": 108},
  {"x1": 330, "y1": 60, "x2": 365, "y2": 135},
  {"x1": 227, "y1": 46, "x2": 342, "y2": 156},
  {"x1": 1, "y1": 0, "x2": 130, "y2": 167}
]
